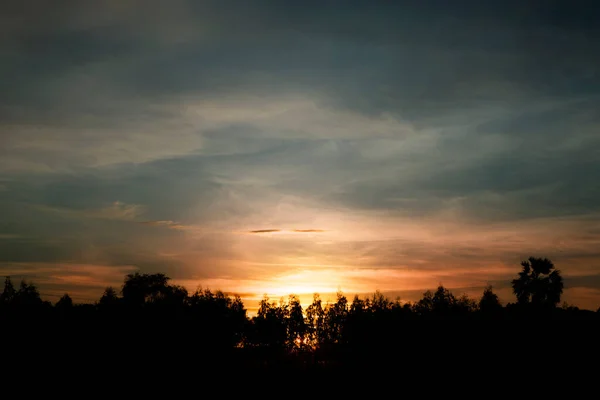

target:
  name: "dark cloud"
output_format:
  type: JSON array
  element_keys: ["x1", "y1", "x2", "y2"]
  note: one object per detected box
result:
[
  {"x1": 249, "y1": 230, "x2": 281, "y2": 234},
  {"x1": 557, "y1": 274, "x2": 600, "y2": 290},
  {"x1": 2, "y1": 0, "x2": 599, "y2": 127}
]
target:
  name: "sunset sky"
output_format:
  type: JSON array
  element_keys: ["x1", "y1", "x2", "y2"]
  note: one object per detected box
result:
[{"x1": 1, "y1": 0, "x2": 599, "y2": 313}]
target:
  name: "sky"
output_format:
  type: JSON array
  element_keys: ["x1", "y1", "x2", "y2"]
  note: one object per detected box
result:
[{"x1": 1, "y1": 0, "x2": 600, "y2": 312}]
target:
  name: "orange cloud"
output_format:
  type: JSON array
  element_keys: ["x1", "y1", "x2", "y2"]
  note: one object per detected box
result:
[{"x1": 246, "y1": 229, "x2": 325, "y2": 234}]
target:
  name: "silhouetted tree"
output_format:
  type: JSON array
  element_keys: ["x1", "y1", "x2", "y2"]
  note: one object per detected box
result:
[
  {"x1": 455, "y1": 294, "x2": 478, "y2": 314},
  {"x1": 561, "y1": 302, "x2": 579, "y2": 312},
  {"x1": 345, "y1": 291, "x2": 399, "y2": 351},
  {"x1": 511, "y1": 257, "x2": 563, "y2": 307},
  {"x1": 413, "y1": 286, "x2": 476, "y2": 316},
  {"x1": 323, "y1": 291, "x2": 347, "y2": 344},
  {"x1": 14, "y1": 280, "x2": 42, "y2": 307},
  {"x1": 98, "y1": 287, "x2": 119, "y2": 308},
  {"x1": 343, "y1": 294, "x2": 368, "y2": 353},
  {"x1": 479, "y1": 285, "x2": 502, "y2": 314},
  {"x1": 414, "y1": 290, "x2": 434, "y2": 315},
  {"x1": 230, "y1": 294, "x2": 248, "y2": 345},
  {"x1": 2, "y1": 265, "x2": 598, "y2": 372},
  {"x1": 161, "y1": 284, "x2": 188, "y2": 307},
  {"x1": 432, "y1": 285, "x2": 455, "y2": 315},
  {"x1": 231, "y1": 294, "x2": 246, "y2": 316},
  {"x1": 350, "y1": 295, "x2": 365, "y2": 314},
  {"x1": 0, "y1": 276, "x2": 16, "y2": 305},
  {"x1": 55, "y1": 293, "x2": 73, "y2": 309},
  {"x1": 121, "y1": 272, "x2": 171, "y2": 306},
  {"x1": 252, "y1": 295, "x2": 288, "y2": 349},
  {"x1": 186, "y1": 288, "x2": 246, "y2": 348},
  {"x1": 305, "y1": 293, "x2": 325, "y2": 348},
  {"x1": 287, "y1": 295, "x2": 307, "y2": 350},
  {"x1": 370, "y1": 290, "x2": 392, "y2": 312}
]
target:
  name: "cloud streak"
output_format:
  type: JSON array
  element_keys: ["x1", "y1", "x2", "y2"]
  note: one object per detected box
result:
[
  {"x1": 247, "y1": 229, "x2": 326, "y2": 234},
  {"x1": 35, "y1": 201, "x2": 146, "y2": 222},
  {"x1": 139, "y1": 220, "x2": 200, "y2": 231}
]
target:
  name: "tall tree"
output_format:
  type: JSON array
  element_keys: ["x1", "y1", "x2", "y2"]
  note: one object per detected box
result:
[
  {"x1": 324, "y1": 291, "x2": 347, "y2": 344},
  {"x1": 414, "y1": 290, "x2": 434, "y2": 314},
  {"x1": 99, "y1": 287, "x2": 119, "y2": 308},
  {"x1": 370, "y1": 290, "x2": 391, "y2": 313},
  {"x1": 511, "y1": 257, "x2": 563, "y2": 307},
  {"x1": 287, "y1": 294, "x2": 307, "y2": 350},
  {"x1": 305, "y1": 293, "x2": 325, "y2": 348},
  {"x1": 56, "y1": 293, "x2": 73, "y2": 309},
  {"x1": 0, "y1": 276, "x2": 16, "y2": 305},
  {"x1": 253, "y1": 295, "x2": 288, "y2": 349},
  {"x1": 432, "y1": 285, "x2": 456, "y2": 314},
  {"x1": 455, "y1": 293, "x2": 478, "y2": 314},
  {"x1": 14, "y1": 280, "x2": 42, "y2": 306},
  {"x1": 479, "y1": 285, "x2": 502, "y2": 314}
]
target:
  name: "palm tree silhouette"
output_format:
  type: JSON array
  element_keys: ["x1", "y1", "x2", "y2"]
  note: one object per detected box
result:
[{"x1": 511, "y1": 257, "x2": 563, "y2": 307}]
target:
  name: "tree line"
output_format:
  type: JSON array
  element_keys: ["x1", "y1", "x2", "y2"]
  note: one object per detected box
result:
[{"x1": 2, "y1": 257, "x2": 599, "y2": 370}]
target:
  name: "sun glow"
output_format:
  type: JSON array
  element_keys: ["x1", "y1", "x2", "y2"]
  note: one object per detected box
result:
[{"x1": 259, "y1": 269, "x2": 349, "y2": 297}]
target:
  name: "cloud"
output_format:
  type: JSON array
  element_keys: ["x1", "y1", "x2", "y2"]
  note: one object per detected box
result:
[
  {"x1": 246, "y1": 229, "x2": 326, "y2": 234},
  {"x1": 139, "y1": 220, "x2": 203, "y2": 232},
  {"x1": 1, "y1": 1, "x2": 600, "y2": 310},
  {"x1": 139, "y1": 220, "x2": 176, "y2": 226},
  {"x1": 3, "y1": 1, "x2": 598, "y2": 173},
  {"x1": 35, "y1": 201, "x2": 146, "y2": 222},
  {"x1": 0, "y1": 234, "x2": 23, "y2": 240}
]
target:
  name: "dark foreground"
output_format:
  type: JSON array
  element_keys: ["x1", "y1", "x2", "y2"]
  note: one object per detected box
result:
[{"x1": 2, "y1": 265, "x2": 600, "y2": 382}]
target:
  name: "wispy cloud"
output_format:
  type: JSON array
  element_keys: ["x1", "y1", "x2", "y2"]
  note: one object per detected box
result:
[
  {"x1": 35, "y1": 201, "x2": 145, "y2": 222},
  {"x1": 139, "y1": 220, "x2": 201, "y2": 231},
  {"x1": 247, "y1": 229, "x2": 326, "y2": 234},
  {"x1": 0, "y1": 234, "x2": 23, "y2": 240},
  {"x1": 139, "y1": 220, "x2": 176, "y2": 226}
]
